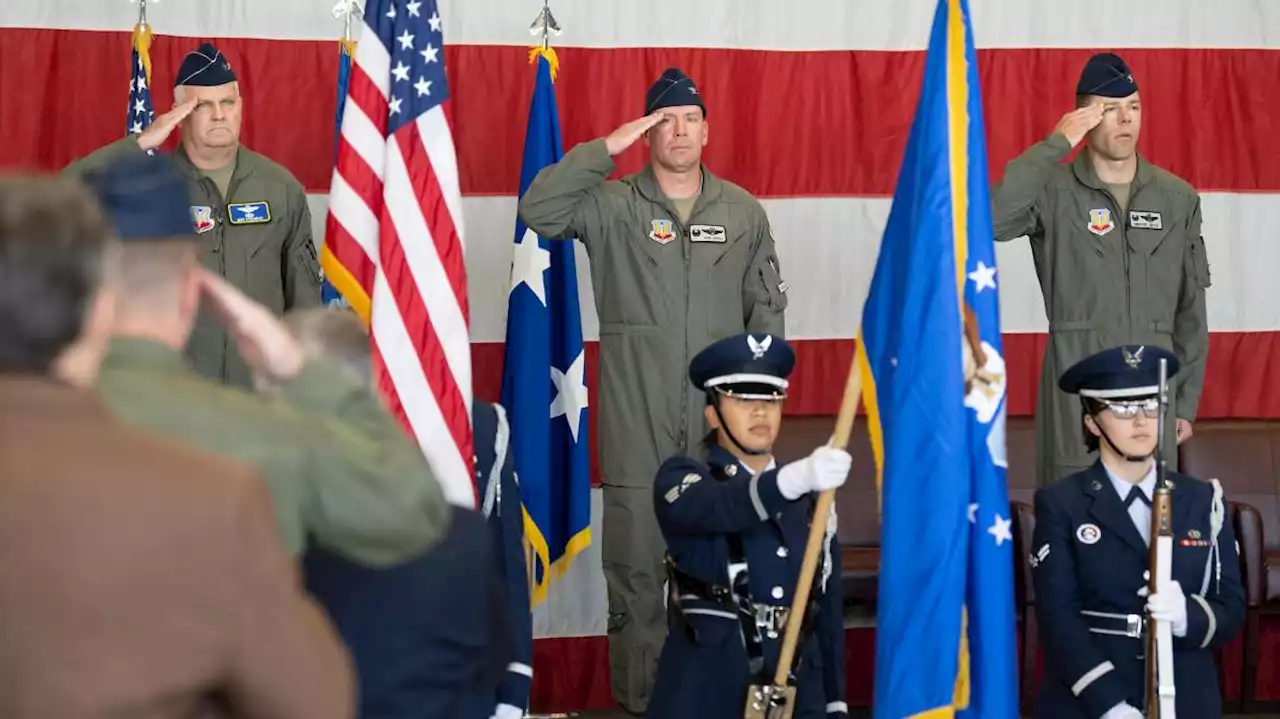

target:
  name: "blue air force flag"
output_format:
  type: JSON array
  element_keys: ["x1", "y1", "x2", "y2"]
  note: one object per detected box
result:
[
  {"x1": 500, "y1": 48, "x2": 592, "y2": 606},
  {"x1": 858, "y1": 0, "x2": 1018, "y2": 716}
]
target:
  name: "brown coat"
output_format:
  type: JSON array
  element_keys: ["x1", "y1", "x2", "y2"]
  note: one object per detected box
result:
[{"x1": 0, "y1": 377, "x2": 355, "y2": 719}]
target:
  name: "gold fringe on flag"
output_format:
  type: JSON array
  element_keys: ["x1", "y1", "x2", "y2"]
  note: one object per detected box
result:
[
  {"x1": 132, "y1": 22, "x2": 153, "y2": 86},
  {"x1": 528, "y1": 46, "x2": 559, "y2": 83}
]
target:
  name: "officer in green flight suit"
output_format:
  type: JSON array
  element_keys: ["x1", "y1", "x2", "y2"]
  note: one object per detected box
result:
[
  {"x1": 64, "y1": 41, "x2": 322, "y2": 391},
  {"x1": 517, "y1": 68, "x2": 788, "y2": 715},
  {"x1": 991, "y1": 52, "x2": 1211, "y2": 487}
]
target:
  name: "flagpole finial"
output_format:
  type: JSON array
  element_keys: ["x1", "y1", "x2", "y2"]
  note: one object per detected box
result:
[
  {"x1": 129, "y1": 0, "x2": 155, "y2": 26},
  {"x1": 332, "y1": 0, "x2": 365, "y2": 42},
  {"x1": 529, "y1": 0, "x2": 561, "y2": 52}
]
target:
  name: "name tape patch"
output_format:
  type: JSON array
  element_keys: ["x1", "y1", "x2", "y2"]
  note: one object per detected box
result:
[
  {"x1": 689, "y1": 224, "x2": 727, "y2": 243},
  {"x1": 227, "y1": 202, "x2": 272, "y2": 225},
  {"x1": 1129, "y1": 210, "x2": 1163, "y2": 230}
]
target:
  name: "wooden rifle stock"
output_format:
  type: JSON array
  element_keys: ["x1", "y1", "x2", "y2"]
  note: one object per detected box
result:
[{"x1": 1145, "y1": 484, "x2": 1174, "y2": 717}]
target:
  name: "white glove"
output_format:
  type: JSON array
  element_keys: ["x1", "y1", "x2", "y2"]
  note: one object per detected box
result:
[
  {"x1": 1100, "y1": 702, "x2": 1143, "y2": 719},
  {"x1": 1146, "y1": 579, "x2": 1188, "y2": 637},
  {"x1": 490, "y1": 704, "x2": 524, "y2": 719},
  {"x1": 777, "y1": 446, "x2": 852, "y2": 500}
]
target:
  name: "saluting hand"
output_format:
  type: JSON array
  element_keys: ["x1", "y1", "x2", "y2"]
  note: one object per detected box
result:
[
  {"x1": 1053, "y1": 103, "x2": 1106, "y2": 148},
  {"x1": 604, "y1": 112, "x2": 669, "y2": 156},
  {"x1": 196, "y1": 269, "x2": 305, "y2": 384},
  {"x1": 137, "y1": 96, "x2": 200, "y2": 151}
]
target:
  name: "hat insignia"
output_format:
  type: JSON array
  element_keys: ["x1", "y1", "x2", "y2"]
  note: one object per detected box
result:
[
  {"x1": 1122, "y1": 346, "x2": 1144, "y2": 369},
  {"x1": 747, "y1": 334, "x2": 772, "y2": 360}
]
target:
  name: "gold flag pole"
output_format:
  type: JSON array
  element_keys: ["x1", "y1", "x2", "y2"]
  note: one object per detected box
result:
[{"x1": 745, "y1": 350, "x2": 863, "y2": 719}]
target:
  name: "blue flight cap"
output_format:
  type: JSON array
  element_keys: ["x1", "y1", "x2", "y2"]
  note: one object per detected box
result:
[
  {"x1": 1076, "y1": 52, "x2": 1138, "y2": 98},
  {"x1": 174, "y1": 42, "x2": 237, "y2": 87},
  {"x1": 81, "y1": 153, "x2": 196, "y2": 241},
  {"x1": 1058, "y1": 345, "x2": 1179, "y2": 400},
  {"x1": 645, "y1": 67, "x2": 706, "y2": 116},
  {"x1": 689, "y1": 333, "x2": 794, "y2": 400}
]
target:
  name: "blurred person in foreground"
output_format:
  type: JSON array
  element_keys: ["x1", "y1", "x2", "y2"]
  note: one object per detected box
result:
[
  {"x1": 83, "y1": 152, "x2": 451, "y2": 568},
  {"x1": 271, "y1": 307, "x2": 526, "y2": 719},
  {"x1": 0, "y1": 173, "x2": 352, "y2": 718}
]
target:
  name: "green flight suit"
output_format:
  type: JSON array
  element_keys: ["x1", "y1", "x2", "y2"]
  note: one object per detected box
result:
[
  {"x1": 94, "y1": 336, "x2": 451, "y2": 567},
  {"x1": 992, "y1": 133, "x2": 1211, "y2": 487},
  {"x1": 517, "y1": 138, "x2": 788, "y2": 713},
  {"x1": 65, "y1": 137, "x2": 323, "y2": 391}
]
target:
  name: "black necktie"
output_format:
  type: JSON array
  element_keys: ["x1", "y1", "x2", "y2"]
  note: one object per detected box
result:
[{"x1": 1124, "y1": 485, "x2": 1151, "y2": 508}]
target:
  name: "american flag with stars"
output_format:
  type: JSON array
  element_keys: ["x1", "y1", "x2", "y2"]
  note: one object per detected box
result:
[
  {"x1": 322, "y1": 0, "x2": 477, "y2": 508},
  {"x1": 126, "y1": 19, "x2": 155, "y2": 143}
]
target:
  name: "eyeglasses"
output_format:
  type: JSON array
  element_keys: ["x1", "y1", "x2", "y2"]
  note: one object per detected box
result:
[{"x1": 1100, "y1": 398, "x2": 1160, "y2": 419}]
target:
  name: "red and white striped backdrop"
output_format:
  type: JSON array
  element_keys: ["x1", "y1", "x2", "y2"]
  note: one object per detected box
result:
[{"x1": 5, "y1": 0, "x2": 1280, "y2": 708}]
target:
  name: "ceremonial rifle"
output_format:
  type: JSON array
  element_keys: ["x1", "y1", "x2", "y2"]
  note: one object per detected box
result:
[{"x1": 1145, "y1": 358, "x2": 1176, "y2": 717}]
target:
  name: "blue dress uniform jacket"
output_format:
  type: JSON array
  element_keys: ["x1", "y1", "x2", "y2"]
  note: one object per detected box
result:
[
  {"x1": 1031, "y1": 461, "x2": 1244, "y2": 718},
  {"x1": 301, "y1": 402, "x2": 523, "y2": 719},
  {"x1": 648, "y1": 446, "x2": 847, "y2": 719}
]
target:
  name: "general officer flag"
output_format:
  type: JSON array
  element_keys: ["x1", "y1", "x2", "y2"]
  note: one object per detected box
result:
[
  {"x1": 320, "y1": 36, "x2": 356, "y2": 309},
  {"x1": 500, "y1": 47, "x2": 592, "y2": 606},
  {"x1": 857, "y1": 0, "x2": 1018, "y2": 716}
]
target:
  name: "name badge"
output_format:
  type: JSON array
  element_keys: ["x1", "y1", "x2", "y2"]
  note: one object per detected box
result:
[
  {"x1": 227, "y1": 202, "x2": 272, "y2": 225},
  {"x1": 1129, "y1": 210, "x2": 1162, "y2": 230},
  {"x1": 690, "y1": 224, "x2": 727, "y2": 243}
]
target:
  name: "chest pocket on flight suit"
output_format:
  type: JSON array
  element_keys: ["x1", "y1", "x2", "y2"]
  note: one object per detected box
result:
[
  {"x1": 694, "y1": 224, "x2": 749, "y2": 336},
  {"x1": 234, "y1": 217, "x2": 288, "y2": 313},
  {"x1": 1127, "y1": 207, "x2": 1182, "y2": 331}
]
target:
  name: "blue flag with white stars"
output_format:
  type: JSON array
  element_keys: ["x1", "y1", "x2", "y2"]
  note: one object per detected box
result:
[
  {"x1": 500, "y1": 49, "x2": 592, "y2": 606},
  {"x1": 857, "y1": 0, "x2": 1018, "y2": 716},
  {"x1": 363, "y1": 0, "x2": 450, "y2": 136}
]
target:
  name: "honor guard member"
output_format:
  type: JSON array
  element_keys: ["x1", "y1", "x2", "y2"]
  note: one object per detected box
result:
[
  {"x1": 648, "y1": 333, "x2": 849, "y2": 719},
  {"x1": 64, "y1": 41, "x2": 323, "y2": 391},
  {"x1": 518, "y1": 67, "x2": 788, "y2": 715},
  {"x1": 1030, "y1": 345, "x2": 1244, "y2": 719},
  {"x1": 992, "y1": 52, "x2": 1211, "y2": 487}
]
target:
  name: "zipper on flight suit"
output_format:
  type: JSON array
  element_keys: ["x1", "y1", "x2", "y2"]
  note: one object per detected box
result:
[
  {"x1": 677, "y1": 203, "x2": 692, "y2": 451},
  {"x1": 204, "y1": 174, "x2": 233, "y2": 384},
  {"x1": 1098, "y1": 187, "x2": 1133, "y2": 338}
]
